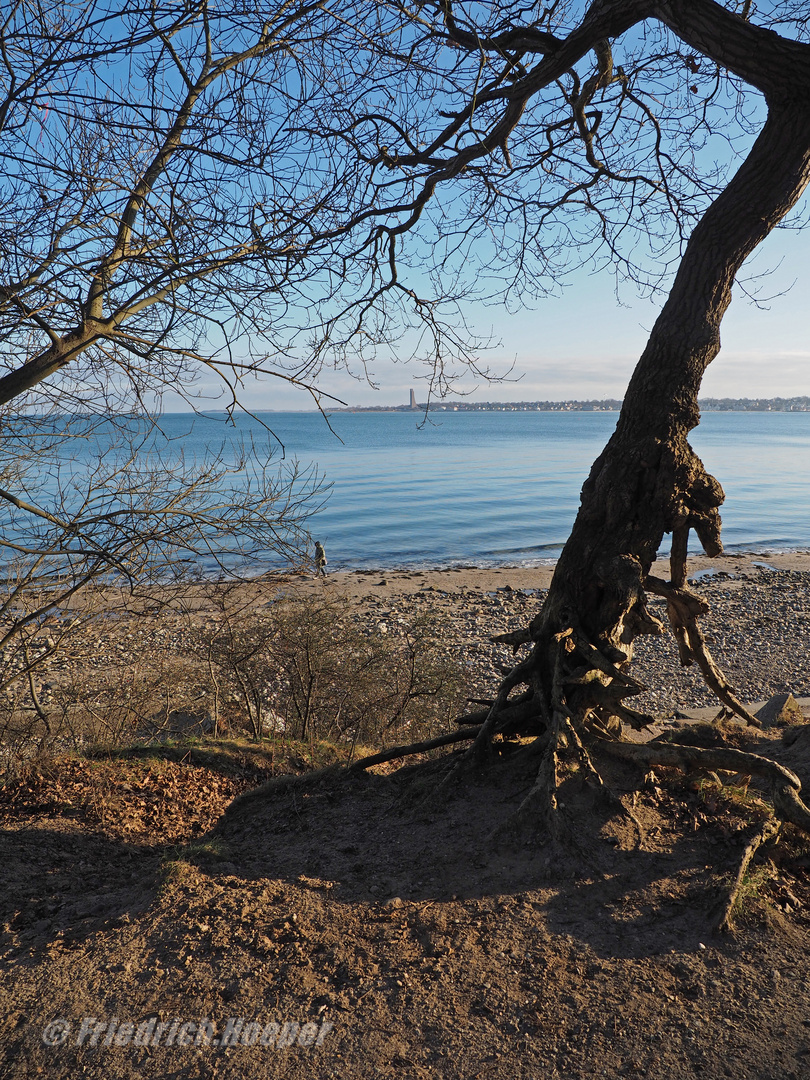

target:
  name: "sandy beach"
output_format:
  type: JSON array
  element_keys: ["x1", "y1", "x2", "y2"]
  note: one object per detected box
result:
[{"x1": 289, "y1": 550, "x2": 810, "y2": 602}]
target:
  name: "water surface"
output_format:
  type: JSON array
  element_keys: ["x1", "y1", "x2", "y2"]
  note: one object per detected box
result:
[{"x1": 175, "y1": 409, "x2": 810, "y2": 570}]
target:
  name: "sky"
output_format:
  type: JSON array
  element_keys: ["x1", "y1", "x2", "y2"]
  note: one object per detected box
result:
[
  {"x1": 217, "y1": 215, "x2": 808, "y2": 412},
  {"x1": 138, "y1": 4, "x2": 810, "y2": 416}
]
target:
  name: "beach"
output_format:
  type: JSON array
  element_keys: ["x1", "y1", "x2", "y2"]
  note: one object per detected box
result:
[
  {"x1": 51, "y1": 548, "x2": 810, "y2": 610},
  {"x1": 284, "y1": 551, "x2": 810, "y2": 720},
  {"x1": 20, "y1": 550, "x2": 810, "y2": 739},
  {"x1": 290, "y1": 549, "x2": 810, "y2": 601},
  {"x1": 33, "y1": 550, "x2": 810, "y2": 725},
  {"x1": 4, "y1": 552, "x2": 810, "y2": 1080}
]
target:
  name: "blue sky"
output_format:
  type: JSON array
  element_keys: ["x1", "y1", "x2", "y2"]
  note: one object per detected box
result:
[
  {"x1": 148, "y1": 5, "x2": 810, "y2": 416},
  {"x1": 219, "y1": 11, "x2": 810, "y2": 414},
  {"x1": 219, "y1": 214, "x2": 808, "y2": 411}
]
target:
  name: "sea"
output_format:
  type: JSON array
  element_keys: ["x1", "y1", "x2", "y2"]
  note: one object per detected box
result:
[{"x1": 130, "y1": 409, "x2": 810, "y2": 572}]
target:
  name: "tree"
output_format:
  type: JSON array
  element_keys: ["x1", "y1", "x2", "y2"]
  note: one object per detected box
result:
[
  {"x1": 0, "y1": 0, "x2": 496, "y2": 408},
  {"x1": 0, "y1": 0, "x2": 394, "y2": 747},
  {"x1": 4, "y1": 0, "x2": 810, "y2": 874},
  {"x1": 0, "y1": 0, "x2": 429, "y2": 724},
  {"x1": 1, "y1": 0, "x2": 515, "y2": 753},
  {"x1": 306, "y1": 0, "x2": 810, "y2": 863}
]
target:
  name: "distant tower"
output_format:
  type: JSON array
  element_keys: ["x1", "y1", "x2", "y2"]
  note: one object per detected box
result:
[{"x1": 410, "y1": 389, "x2": 418, "y2": 409}]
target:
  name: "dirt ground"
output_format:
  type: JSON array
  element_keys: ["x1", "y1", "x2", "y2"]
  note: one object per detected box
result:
[{"x1": 2, "y1": 720, "x2": 810, "y2": 1080}]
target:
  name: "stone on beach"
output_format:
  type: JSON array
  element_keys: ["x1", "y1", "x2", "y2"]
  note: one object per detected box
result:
[{"x1": 755, "y1": 692, "x2": 806, "y2": 728}]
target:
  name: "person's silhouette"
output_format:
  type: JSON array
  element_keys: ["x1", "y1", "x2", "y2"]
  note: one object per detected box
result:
[{"x1": 314, "y1": 540, "x2": 327, "y2": 577}]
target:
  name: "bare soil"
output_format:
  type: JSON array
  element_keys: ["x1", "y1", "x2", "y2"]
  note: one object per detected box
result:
[{"x1": 2, "y1": 723, "x2": 810, "y2": 1080}]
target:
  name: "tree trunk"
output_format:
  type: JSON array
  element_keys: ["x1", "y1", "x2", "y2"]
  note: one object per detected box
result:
[
  {"x1": 334, "y1": 9, "x2": 810, "y2": 853},
  {"x1": 534, "y1": 102, "x2": 810, "y2": 674},
  {"x1": 327, "y1": 86, "x2": 810, "y2": 851}
]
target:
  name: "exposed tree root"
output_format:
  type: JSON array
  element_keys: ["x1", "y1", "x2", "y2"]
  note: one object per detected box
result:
[
  {"x1": 470, "y1": 650, "x2": 543, "y2": 763},
  {"x1": 494, "y1": 715, "x2": 565, "y2": 844},
  {"x1": 715, "y1": 819, "x2": 781, "y2": 932},
  {"x1": 595, "y1": 739, "x2": 810, "y2": 834},
  {"x1": 563, "y1": 720, "x2": 646, "y2": 847},
  {"x1": 493, "y1": 712, "x2": 647, "y2": 850},
  {"x1": 492, "y1": 627, "x2": 532, "y2": 652},
  {"x1": 453, "y1": 693, "x2": 541, "y2": 736},
  {"x1": 349, "y1": 726, "x2": 481, "y2": 772},
  {"x1": 345, "y1": 517, "x2": 809, "y2": 869},
  {"x1": 644, "y1": 574, "x2": 759, "y2": 726},
  {"x1": 349, "y1": 693, "x2": 543, "y2": 774}
]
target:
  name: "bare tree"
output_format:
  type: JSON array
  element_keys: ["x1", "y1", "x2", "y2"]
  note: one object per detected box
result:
[
  {"x1": 5, "y1": 0, "x2": 810, "y2": 869},
  {"x1": 306, "y1": 0, "x2": 810, "y2": 852},
  {"x1": 0, "y1": 0, "x2": 497, "y2": 407},
  {"x1": 0, "y1": 0, "x2": 366, "y2": 730},
  {"x1": 0, "y1": 0, "x2": 511, "y2": 754}
]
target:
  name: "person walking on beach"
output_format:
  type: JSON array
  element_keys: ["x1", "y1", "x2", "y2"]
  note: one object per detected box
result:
[{"x1": 314, "y1": 540, "x2": 327, "y2": 578}]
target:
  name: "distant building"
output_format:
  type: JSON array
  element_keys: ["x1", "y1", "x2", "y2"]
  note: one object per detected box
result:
[{"x1": 410, "y1": 389, "x2": 418, "y2": 410}]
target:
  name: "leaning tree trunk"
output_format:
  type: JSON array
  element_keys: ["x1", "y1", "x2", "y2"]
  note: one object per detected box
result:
[
  {"x1": 351, "y1": 97, "x2": 810, "y2": 855},
  {"x1": 346, "y1": 13, "x2": 810, "y2": 894},
  {"x1": 350, "y1": 100, "x2": 810, "y2": 869},
  {"x1": 433, "y1": 100, "x2": 810, "y2": 850},
  {"x1": 518, "y1": 101, "x2": 810, "y2": 718}
]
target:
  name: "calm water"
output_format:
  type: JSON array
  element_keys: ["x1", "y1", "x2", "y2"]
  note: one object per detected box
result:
[{"x1": 145, "y1": 409, "x2": 810, "y2": 571}]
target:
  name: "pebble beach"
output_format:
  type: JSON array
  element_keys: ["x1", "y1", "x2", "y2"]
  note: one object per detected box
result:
[
  {"x1": 289, "y1": 551, "x2": 810, "y2": 720},
  {"x1": 17, "y1": 551, "x2": 810, "y2": 746}
]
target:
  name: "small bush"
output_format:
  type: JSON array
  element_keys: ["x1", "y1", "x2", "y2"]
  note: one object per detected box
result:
[
  {"x1": 196, "y1": 592, "x2": 466, "y2": 749},
  {"x1": 0, "y1": 584, "x2": 469, "y2": 775}
]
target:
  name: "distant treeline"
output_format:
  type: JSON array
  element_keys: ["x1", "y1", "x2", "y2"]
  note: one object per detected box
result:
[
  {"x1": 699, "y1": 397, "x2": 810, "y2": 411},
  {"x1": 344, "y1": 397, "x2": 810, "y2": 413}
]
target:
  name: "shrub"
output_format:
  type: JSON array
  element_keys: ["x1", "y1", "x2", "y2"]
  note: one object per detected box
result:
[{"x1": 196, "y1": 592, "x2": 466, "y2": 749}]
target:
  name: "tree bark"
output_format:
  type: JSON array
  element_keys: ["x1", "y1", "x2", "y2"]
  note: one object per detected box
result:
[{"x1": 533, "y1": 101, "x2": 810, "y2": 670}]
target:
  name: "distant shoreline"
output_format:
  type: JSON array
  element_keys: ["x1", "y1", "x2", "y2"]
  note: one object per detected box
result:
[{"x1": 334, "y1": 396, "x2": 810, "y2": 413}]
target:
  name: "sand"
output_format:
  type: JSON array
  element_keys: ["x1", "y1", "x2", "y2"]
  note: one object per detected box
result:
[{"x1": 288, "y1": 551, "x2": 810, "y2": 603}]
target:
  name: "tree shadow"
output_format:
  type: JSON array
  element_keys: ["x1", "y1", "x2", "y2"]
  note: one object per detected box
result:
[
  {"x1": 1, "y1": 739, "x2": 792, "y2": 971},
  {"x1": 192, "y1": 748, "x2": 753, "y2": 960},
  {"x1": 0, "y1": 823, "x2": 165, "y2": 961}
]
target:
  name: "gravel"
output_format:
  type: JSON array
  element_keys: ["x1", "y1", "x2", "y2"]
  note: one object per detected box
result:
[{"x1": 348, "y1": 567, "x2": 810, "y2": 717}]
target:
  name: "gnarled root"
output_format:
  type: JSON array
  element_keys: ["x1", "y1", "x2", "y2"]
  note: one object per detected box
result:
[
  {"x1": 485, "y1": 632, "x2": 648, "y2": 847},
  {"x1": 645, "y1": 573, "x2": 759, "y2": 726},
  {"x1": 715, "y1": 819, "x2": 781, "y2": 932},
  {"x1": 498, "y1": 717, "x2": 563, "y2": 844},
  {"x1": 349, "y1": 505, "x2": 783, "y2": 858},
  {"x1": 595, "y1": 738, "x2": 810, "y2": 836},
  {"x1": 491, "y1": 706, "x2": 645, "y2": 849},
  {"x1": 348, "y1": 694, "x2": 543, "y2": 776},
  {"x1": 645, "y1": 520, "x2": 759, "y2": 725},
  {"x1": 470, "y1": 649, "x2": 544, "y2": 762}
]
